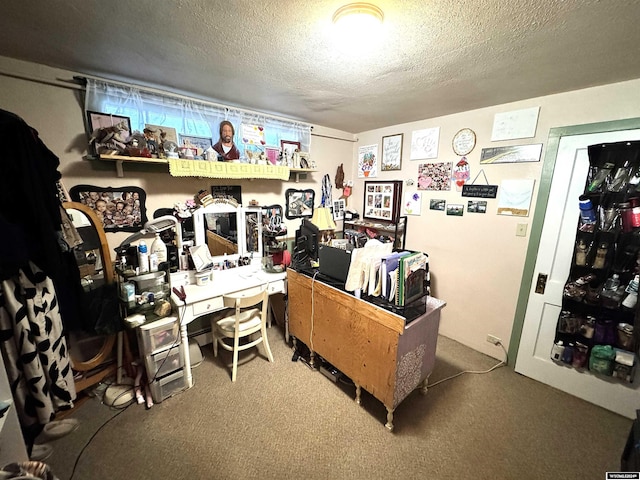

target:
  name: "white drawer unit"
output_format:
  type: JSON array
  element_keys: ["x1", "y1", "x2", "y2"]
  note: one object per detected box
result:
[
  {"x1": 149, "y1": 369, "x2": 187, "y2": 403},
  {"x1": 137, "y1": 315, "x2": 180, "y2": 355},
  {"x1": 145, "y1": 345, "x2": 183, "y2": 379}
]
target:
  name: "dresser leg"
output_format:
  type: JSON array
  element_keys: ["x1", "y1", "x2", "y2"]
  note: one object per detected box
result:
[
  {"x1": 354, "y1": 384, "x2": 362, "y2": 405},
  {"x1": 385, "y1": 408, "x2": 395, "y2": 432},
  {"x1": 419, "y1": 375, "x2": 430, "y2": 395},
  {"x1": 309, "y1": 350, "x2": 316, "y2": 368}
]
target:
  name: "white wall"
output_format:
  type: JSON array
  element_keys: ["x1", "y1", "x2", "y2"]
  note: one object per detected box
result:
[
  {"x1": 0, "y1": 56, "x2": 354, "y2": 255},
  {"x1": 4, "y1": 55, "x2": 640, "y2": 361},
  {"x1": 352, "y1": 78, "x2": 640, "y2": 359}
]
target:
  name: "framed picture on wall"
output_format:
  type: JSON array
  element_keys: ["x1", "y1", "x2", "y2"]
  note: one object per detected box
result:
[
  {"x1": 381, "y1": 133, "x2": 403, "y2": 171},
  {"x1": 333, "y1": 199, "x2": 346, "y2": 221},
  {"x1": 285, "y1": 188, "x2": 314, "y2": 219},
  {"x1": 69, "y1": 184, "x2": 148, "y2": 232},
  {"x1": 86, "y1": 111, "x2": 131, "y2": 136},
  {"x1": 363, "y1": 180, "x2": 403, "y2": 223}
]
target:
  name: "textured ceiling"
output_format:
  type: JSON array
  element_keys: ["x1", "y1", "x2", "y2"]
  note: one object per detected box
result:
[{"x1": 2, "y1": 0, "x2": 640, "y2": 133}]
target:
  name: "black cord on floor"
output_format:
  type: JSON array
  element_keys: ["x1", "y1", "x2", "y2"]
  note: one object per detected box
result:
[{"x1": 68, "y1": 401, "x2": 133, "y2": 480}]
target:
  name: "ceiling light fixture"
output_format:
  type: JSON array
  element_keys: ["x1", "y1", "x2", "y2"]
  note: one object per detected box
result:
[{"x1": 332, "y1": 2, "x2": 384, "y2": 27}]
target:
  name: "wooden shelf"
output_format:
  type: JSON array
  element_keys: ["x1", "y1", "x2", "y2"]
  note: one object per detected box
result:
[{"x1": 96, "y1": 154, "x2": 316, "y2": 180}]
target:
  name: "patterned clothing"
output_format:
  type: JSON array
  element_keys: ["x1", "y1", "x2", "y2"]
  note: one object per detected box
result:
[{"x1": 0, "y1": 261, "x2": 76, "y2": 428}]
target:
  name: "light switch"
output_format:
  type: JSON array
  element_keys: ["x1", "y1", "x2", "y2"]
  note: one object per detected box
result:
[{"x1": 516, "y1": 223, "x2": 528, "y2": 237}]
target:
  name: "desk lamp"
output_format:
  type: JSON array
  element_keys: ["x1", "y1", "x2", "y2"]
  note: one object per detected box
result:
[{"x1": 310, "y1": 207, "x2": 337, "y2": 244}]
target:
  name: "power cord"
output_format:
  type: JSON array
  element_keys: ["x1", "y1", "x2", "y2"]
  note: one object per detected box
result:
[
  {"x1": 68, "y1": 400, "x2": 133, "y2": 480},
  {"x1": 426, "y1": 341, "x2": 508, "y2": 389}
]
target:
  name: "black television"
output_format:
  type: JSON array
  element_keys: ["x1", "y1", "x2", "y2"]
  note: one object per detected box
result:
[{"x1": 292, "y1": 219, "x2": 320, "y2": 271}]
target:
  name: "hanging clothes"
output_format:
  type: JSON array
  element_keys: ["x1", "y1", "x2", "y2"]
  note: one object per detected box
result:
[
  {"x1": 0, "y1": 261, "x2": 76, "y2": 426},
  {"x1": 0, "y1": 109, "x2": 78, "y2": 450}
]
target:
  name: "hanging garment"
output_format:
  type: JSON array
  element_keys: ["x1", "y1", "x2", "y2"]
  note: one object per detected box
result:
[{"x1": 0, "y1": 261, "x2": 76, "y2": 429}]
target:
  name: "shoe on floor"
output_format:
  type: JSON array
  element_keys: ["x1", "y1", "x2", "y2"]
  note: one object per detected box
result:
[
  {"x1": 30, "y1": 443, "x2": 53, "y2": 462},
  {"x1": 37, "y1": 418, "x2": 79, "y2": 442}
]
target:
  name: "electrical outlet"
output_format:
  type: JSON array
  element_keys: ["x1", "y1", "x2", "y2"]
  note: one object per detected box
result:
[
  {"x1": 516, "y1": 223, "x2": 528, "y2": 237},
  {"x1": 486, "y1": 334, "x2": 501, "y2": 345}
]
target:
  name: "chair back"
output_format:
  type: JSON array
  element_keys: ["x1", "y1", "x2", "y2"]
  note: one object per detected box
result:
[{"x1": 223, "y1": 288, "x2": 269, "y2": 320}]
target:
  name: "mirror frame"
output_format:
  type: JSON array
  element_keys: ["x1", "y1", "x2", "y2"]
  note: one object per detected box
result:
[{"x1": 63, "y1": 201, "x2": 116, "y2": 371}]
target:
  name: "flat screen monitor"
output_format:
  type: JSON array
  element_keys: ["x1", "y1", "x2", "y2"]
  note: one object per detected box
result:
[{"x1": 293, "y1": 219, "x2": 320, "y2": 270}]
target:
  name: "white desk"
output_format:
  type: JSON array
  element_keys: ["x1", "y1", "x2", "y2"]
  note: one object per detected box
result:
[{"x1": 170, "y1": 266, "x2": 287, "y2": 387}]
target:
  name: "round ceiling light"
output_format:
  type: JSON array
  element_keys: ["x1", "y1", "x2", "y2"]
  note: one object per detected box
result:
[{"x1": 332, "y1": 3, "x2": 384, "y2": 26}]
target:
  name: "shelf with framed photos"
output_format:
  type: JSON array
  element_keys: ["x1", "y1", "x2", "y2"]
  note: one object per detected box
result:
[
  {"x1": 343, "y1": 216, "x2": 407, "y2": 250},
  {"x1": 95, "y1": 154, "x2": 316, "y2": 181}
]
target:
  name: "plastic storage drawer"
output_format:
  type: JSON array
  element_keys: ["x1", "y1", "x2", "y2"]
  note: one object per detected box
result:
[
  {"x1": 138, "y1": 316, "x2": 180, "y2": 355},
  {"x1": 145, "y1": 344, "x2": 183, "y2": 379},
  {"x1": 149, "y1": 369, "x2": 186, "y2": 403}
]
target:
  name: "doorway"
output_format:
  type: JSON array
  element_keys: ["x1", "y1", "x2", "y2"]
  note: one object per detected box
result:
[{"x1": 511, "y1": 118, "x2": 640, "y2": 419}]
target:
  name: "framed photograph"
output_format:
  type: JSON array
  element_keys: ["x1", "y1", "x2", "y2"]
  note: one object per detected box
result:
[
  {"x1": 179, "y1": 134, "x2": 213, "y2": 154},
  {"x1": 281, "y1": 140, "x2": 301, "y2": 166},
  {"x1": 285, "y1": 188, "x2": 315, "y2": 219},
  {"x1": 265, "y1": 146, "x2": 280, "y2": 165},
  {"x1": 446, "y1": 204, "x2": 464, "y2": 216},
  {"x1": 86, "y1": 111, "x2": 131, "y2": 136},
  {"x1": 363, "y1": 180, "x2": 403, "y2": 223},
  {"x1": 69, "y1": 184, "x2": 148, "y2": 232},
  {"x1": 381, "y1": 133, "x2": 403, "y2": 171},
  {"x1": 430, "y1": 199, "x2": 446, "y2": 211},
  {"x1": 262, "y1": 204, "x2": 286, "y2": 236},
  {"x1": 333, "y1": 199, "x2": 346, "y2": 221},
  {"x1": 145, "y1": 124, "x2": 178, "y2": 144}
]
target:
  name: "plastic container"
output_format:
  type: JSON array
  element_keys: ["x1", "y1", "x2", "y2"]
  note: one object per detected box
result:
[
  {"x1": 151, "y1": 233, "x2": 168, "y2": 264},
  {"x1": 138, "y1": 241, "x2": 149, "y2": 274},
  {"x1": 579, "y1": 196, "x2": 596, "y2": 224},
  {"x1": 550, "y1": 341, "x2": 565, "y2": 362},
  {"x1": 589, "y1": 345, "x2": 615, "y2": 375}
]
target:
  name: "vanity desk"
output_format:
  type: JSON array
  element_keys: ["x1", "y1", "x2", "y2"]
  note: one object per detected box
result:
[{"x1": 170, "y1": 266, "x2": 287, "y2": 388}]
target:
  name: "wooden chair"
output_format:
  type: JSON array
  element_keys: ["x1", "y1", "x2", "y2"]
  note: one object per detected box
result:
[{"x1": 212, "y1": 288, "x2": 274, "y2": 382}]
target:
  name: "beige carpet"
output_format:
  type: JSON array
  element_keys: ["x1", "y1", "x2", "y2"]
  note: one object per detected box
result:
[{"x1": 44, "y1": 327, "x2": 632, "y2": 480}]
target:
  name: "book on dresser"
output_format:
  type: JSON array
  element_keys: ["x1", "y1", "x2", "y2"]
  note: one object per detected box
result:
[{"x1": 396, "y1": 252, "x2": 429, "y2": 306}]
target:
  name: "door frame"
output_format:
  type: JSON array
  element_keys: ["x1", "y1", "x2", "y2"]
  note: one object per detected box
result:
[{"x1": 509, "y1": 117, "x2": 640, "y2": 365}]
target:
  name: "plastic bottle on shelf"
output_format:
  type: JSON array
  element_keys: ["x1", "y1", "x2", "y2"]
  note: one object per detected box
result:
[
  {"x1": 578, "y1": 196, "x2": 596, "y2": 225},
  {"x1": 550, "y1": 341, "x2": 565, "y2": 362},
  {"x1": 601, "y1": 273, "x2": 622, "y2": 308},
  {"x1": 592, "y1": 242, "x2": 608, "y2": 269},
  {"x1": 621, "y1": 274, "x2": 639, "y2": 311},
  {"x1": 150, "y1": 233, "x2": 168, "y2": 264},
  {"x1": 138, "y1": 241, "x2": 149, "y2": 274}
]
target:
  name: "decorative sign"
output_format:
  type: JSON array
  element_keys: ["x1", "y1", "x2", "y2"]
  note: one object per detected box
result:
[
  {"x1": 461, "y1": 184, "x2": 498, "y2": 198},
  {"x1": 480, "y1": 144, "x2": 543, "y2": 164},
  {"x1": 358, "y1": 144, "x2": 378, "y2": 178},
  {"x1": 241, "y1": 124, "x2": 266, "y2": 145},
  {"x1": 410, "y1": 127, "x2": 440, "y2": 160},
  {"x1": 452, "y1": 128, "x2": 476, "y2": 156},
  {"x1": 491, "y1": 106, "x2": 540, "y2": 141}
]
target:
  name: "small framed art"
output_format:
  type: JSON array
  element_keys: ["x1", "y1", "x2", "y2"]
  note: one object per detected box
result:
[
  {"x1": 281, "y1": 140, "x2": 301, "y2": 166},
  {"x1": 363, "y1": 180, "x2": 403, "y2": 223},
  {"x1": 381, "y1": 133, "x2": 403, "y2": 171},
  {"x1": 333, "y1": 199, "x2": 346, "y2": 221},
  {"x1": 87, "y1": 111, "x2": 131, "y2": 135},
  {"x1": 285, "y1": 188, "x2": 314, "y2": 219},
  {"x1": 179, "y1": 135, "x2": 213, "y2": 153}
]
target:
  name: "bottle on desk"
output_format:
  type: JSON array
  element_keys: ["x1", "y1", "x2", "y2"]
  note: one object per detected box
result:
[{"x1": 138, "y1": 241, "x2": 149, "y2": 274}]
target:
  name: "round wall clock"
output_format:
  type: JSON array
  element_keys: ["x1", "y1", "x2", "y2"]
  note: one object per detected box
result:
[{"x1": 452, "y1": 128, "x2": 476, "y2": 156}]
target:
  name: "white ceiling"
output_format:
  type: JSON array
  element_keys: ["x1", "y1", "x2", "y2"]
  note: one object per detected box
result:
[{"x1": 2, "y1": 0, "x2": 640, "y2": 133}]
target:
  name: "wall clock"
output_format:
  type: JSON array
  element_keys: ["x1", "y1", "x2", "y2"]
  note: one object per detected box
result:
[{"x1": 452, "y1": 128, "x2": 476, "y2": 156}]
